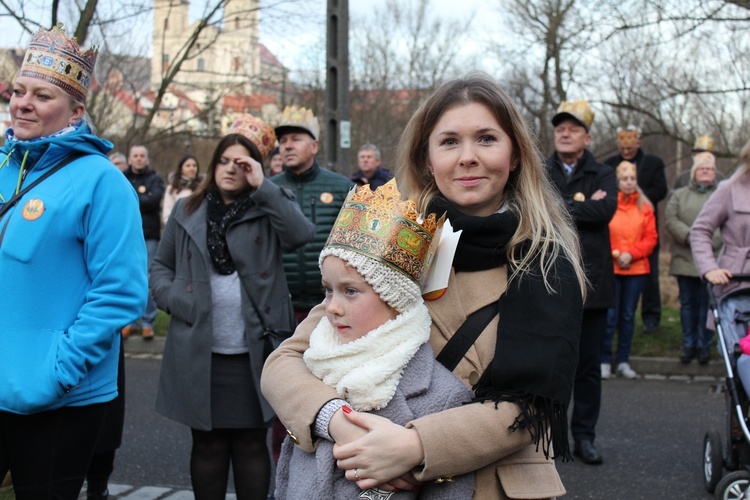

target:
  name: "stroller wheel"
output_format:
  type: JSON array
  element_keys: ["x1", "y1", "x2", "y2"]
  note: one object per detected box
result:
[
  {"x1": 705, "y1": 430, "x2": 724, "y2": 493},
  {"x1": 715, "y1": 470, "x2": 750, "y2": 500}
]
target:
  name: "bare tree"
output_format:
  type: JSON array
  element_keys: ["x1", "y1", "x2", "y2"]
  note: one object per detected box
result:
[{"x1": 347, "y1": 0, "x2": 476, "y2": 168}]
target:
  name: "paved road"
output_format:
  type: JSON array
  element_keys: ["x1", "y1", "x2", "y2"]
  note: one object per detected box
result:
[{"x1": 99, "y1": 355, "x2": 727, "y2": 499}]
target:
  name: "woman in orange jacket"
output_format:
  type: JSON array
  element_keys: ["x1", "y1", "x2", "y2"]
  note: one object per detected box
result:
[{"x1": 602, "y1": 161, "x2": 658, "y2": 379}]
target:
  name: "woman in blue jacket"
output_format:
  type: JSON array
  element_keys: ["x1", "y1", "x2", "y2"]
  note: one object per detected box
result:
[{"x1": 0, "y1": 24, "x2": 147, "y2": 498}]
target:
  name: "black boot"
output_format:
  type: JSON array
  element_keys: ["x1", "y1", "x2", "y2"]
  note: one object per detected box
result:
[
  {"x1": 86, "y1": 482, "x2": 109, "y2": 500},
  {"x1": 680, "y1": 346, "x2": 696, "y2": 364},
  {"x1": 698, "y1": 347, "x2": 711, "y2": 365}
]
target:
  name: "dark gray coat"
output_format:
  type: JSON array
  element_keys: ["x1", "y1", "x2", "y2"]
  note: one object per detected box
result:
[
  {"x1": 151, "y1": 181, "x2": 315, "y2": 430},
  {"x1": 275, "y1": 343, "x2": 474, "y2": 499}
]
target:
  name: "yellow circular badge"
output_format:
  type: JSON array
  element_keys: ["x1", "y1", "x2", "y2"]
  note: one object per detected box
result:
[
  {"x1": 22, "y1": 198, "x2": 45, "y2": 221},
  {"x1": 137, "y1": 185, "x2": 147, "y2": 194},
  {"x1": 573, "y1": 192, "x2": 586, "y2": 202},
  {"x1": 320, "y1": 192, "x2": 334, "y2": 204}
]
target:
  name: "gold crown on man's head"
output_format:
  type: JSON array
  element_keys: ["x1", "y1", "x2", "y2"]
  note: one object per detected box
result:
[
  {"x1": 616, "y1": 126, "x2": 640, "y2": 148},
  {"x1": 325, "y1": 179, "x2": 445, "y2": 288},
  {"x1": 693, "y1": 135, "x2": 715, "y2": 153},
  {"x1": 275, "y1": 105, "x2": 320, "y2": 140},
  {"x1": 552, "y1": 100, "x2": 595, "y2": 131},
  {"x1": 20, "y1": 23, "x2": 98, "y2": 102}
]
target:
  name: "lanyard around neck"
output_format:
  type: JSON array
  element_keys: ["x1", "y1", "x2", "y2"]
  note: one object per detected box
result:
[{"x1": 0, "y1": 148, "x2": 29, "y2": 204}]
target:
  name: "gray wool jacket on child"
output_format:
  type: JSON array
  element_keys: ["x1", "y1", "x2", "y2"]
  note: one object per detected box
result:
[{"x1": 274, "y1": 342, "x2": 474, "y2": 499}]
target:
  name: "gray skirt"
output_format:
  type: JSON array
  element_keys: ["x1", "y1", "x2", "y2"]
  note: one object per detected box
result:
[{"x1": 210, "y1": 352, "x2": 271, "y2": 429}]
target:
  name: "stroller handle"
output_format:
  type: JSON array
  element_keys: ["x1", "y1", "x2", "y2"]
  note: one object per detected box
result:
[{"x1": 707, "y1": 274, "x2": 750, "y2": 307}]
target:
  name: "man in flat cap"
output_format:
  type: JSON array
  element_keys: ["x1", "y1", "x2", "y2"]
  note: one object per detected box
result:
[{"x1": 546, "y1": 101, "x2": 617, "y2": 465}]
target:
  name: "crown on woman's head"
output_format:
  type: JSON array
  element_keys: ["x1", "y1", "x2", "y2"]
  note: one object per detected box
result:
[
  {"x1": 325, "y1": 179, "x2": 445, "y2": 288},
  {"x1": 20, "y1": 23, "x2": 98, "y2": 102}
]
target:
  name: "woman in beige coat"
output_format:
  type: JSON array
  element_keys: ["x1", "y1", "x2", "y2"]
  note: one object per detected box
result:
[{"x1": 262, "y1": 73, "x2": 587, "y2": 499}]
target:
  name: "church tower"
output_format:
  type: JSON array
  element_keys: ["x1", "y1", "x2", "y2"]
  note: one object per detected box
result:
[
  {"x1": 152, "y1": 0, "x2": 189, "y2": 90},
  {"x1": 151, "y1": 0, "x2": 260, "y2": 95}
]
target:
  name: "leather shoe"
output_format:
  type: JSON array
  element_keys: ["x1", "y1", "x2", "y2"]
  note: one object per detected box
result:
[
  {"x1": 680, "y1": 347, "x2": 696, "y2": 364},
  {"x1": 643, "y1": 321, "x2": 659, "y2": 334},
  {"x1": 574, "y1": 440, "x2": 603, "y2": 465},
  {"x1": 698, "y1": 347, "x2": 711, "y2": 365}
]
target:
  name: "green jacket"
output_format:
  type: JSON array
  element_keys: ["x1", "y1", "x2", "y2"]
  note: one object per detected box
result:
[
  {"x1": 269, "y1": 160, "x2": 354, "y2": 309},
  {"x1": 664, "y1": 183, "x2": 722, "y2": 277}
]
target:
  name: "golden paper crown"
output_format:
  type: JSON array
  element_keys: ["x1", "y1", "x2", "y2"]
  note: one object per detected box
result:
[
  {"x1": 553, "y1": 100, "x2": 594, "y2": 131},
  {"x1": 616, "y1": 161, "x2": 637, "y2": 180},
  {"x1": 275, "y1": 106, "x2": 319, "y2": 140},
  {"x1": 616, "y1": 127, "x2": 640, "y2": 147},
  {"x1": 20, "y1": 23, "x2": 98, "y2": 102},
  {"x1": 693, "y1": 135, "x2": 715, "y2": 152},
  {"x1": 227, "y1": 114, "x2": 276, "y2": 161},
  {"x1": 325, "y1": 179, "x2": 445, "y2": 288}
]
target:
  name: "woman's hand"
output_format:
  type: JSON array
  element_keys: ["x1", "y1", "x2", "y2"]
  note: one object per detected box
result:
[
  {"x1": 333, "y1": 409, "x2": 425, "y2": 490},
  {"x1": 233, "y1": 156, "x2": 264, "y2": 189},
  {"x1": 617, "y1": 252, "x2": 633, "y2": 269},
  {"x1": 705, "y1": 268, "x2": 733, "y2": 285}
]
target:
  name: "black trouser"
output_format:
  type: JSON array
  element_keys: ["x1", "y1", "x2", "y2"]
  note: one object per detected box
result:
[
  {"x1": 640, "y1": 241, "x2": 662, "y2": 328},
  {"x1": 571, "y1": 308, "x2": 607, "y2": 443},
  {"x1": 0, "y1": 403, "x2": 109, "y2": 500}
]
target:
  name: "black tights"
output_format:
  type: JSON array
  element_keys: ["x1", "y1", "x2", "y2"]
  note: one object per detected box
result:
[{"x1": 190, "y1": 428, "x2": 270, "y2": 500}]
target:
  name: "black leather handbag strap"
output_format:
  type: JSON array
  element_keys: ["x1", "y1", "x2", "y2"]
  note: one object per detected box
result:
[
  {"x1": 0, "y1": 152, "x2": 83, "y2": 220},
  {"x1": 436, "y1": 301, "x2": 500, "y2": 372}
]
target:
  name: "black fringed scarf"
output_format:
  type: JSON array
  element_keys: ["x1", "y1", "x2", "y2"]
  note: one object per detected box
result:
[
  {"x1": 206, "y1": 190, "x2": 254, "y2": 275},
  {"x1": 430, "y1": 197, "x2": 581, "y2": 462}
]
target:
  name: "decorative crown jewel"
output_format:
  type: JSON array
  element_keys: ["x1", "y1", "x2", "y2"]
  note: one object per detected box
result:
[
  {"x1": 553, "y1": 100, "x2": 595, "y2": 131},
  {"x1": 325, "y1": 179, "x2": 445, "y2": 288},
  {"x1": 275, "y1": 105, "x2": 320, "y2": 140},
  {"x1": 20, "y1": 23, "x2": 98, "y2": 102},
  {"x1": 693, "y1": 135, "x2": 715, "y2": 152},
  {"x1": 616, "y1": 126, "x2": 640, "y2": 148},
  {"x1": 227, "y1": 114, "x2": 276, "y2": 161}
]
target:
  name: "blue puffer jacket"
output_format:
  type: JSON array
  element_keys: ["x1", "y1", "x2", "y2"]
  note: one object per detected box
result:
[{"x1": 0, "y1": 123, "x2": 147, "y2": 414}]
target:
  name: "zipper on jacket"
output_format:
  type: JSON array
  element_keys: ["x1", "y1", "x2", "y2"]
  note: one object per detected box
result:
[{"x1": 310, "y1": 196, "x2": 317, "y2": 224}]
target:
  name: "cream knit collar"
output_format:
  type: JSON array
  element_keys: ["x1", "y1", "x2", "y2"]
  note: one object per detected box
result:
[{"x1": 303, "y1": 303, "x2": 431, "y2": 411}]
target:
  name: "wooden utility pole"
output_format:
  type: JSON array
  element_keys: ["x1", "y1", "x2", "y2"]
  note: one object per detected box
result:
[{"x1": 324, "y1": 0, "x2": 350, "y2": 173}]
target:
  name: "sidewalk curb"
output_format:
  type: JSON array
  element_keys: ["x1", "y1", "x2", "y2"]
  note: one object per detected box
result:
[
  {"x1": 122, "y1": 336, "x2": 165, "y2": 356},
  {"x1": 628, "y1": 356, "x2": 724, "y2": 379},
  {"x1": 122, "y1": 339, "x2": 727, "y2": 380}
]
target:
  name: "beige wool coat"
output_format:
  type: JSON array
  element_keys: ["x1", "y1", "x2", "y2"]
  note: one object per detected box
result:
[{"x1": 262, "y1": 265, "x2": 566, "y2": 500}]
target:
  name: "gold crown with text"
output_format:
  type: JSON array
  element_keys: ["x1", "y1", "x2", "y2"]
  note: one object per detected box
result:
[
  {"x1": 324, "y1": 179, "x2": 445, "y2": 287},
  {"x1": 20, "y1": 23, "x2": 98, "y2": 102}
]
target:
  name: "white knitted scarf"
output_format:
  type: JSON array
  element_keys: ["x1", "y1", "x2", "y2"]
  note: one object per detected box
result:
[{"x1": 303, "y1": 302, "x2": 432, "y2": 411}]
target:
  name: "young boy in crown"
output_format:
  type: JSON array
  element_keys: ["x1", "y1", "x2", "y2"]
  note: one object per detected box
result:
[{"x1": 274, "y1": 180, "x2": 473, "y2": 499}]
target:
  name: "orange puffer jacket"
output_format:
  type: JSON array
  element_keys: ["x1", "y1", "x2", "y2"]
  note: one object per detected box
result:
[{"x1": 609, "y1": 191, "x2": 658, "y2": 276}]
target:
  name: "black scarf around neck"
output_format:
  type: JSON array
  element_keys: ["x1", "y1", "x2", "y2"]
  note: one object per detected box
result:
[
  {"x1": 206, "y1": 190, "x2": 253, "y2": 274},
  {"x1": 429, "y1": 197, "x2": 581, "y2": 462}
]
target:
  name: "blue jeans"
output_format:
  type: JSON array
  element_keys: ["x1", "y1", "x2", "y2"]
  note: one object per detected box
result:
[
  {"x1": 603, "y1": 274, "x2": 646, "y2": 365},
  {"x1": 129, "y1": 238, "x2": 158, "y2": 329},
  {"x1": 677, "y1": 275, "x2": 713, "y2": 349}
]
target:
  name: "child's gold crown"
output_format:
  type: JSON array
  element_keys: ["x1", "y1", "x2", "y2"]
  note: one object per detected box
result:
[
  {"x1": 325, "y1": 179, "x2": 445, "y2": 288},
  {"x1": 20, "y1": 23, "x2": 98, "y2": 102}
]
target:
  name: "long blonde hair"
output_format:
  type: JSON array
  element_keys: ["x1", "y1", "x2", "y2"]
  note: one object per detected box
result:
[
  {"x1": 396, "y1": 72, "x2": 586, "y2": 297},
  {"x1": 734, "y1": 137, "x2": 750, "y2": 180}
]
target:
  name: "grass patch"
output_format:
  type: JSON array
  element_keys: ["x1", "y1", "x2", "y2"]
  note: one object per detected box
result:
[
  {"x1": 630, "y1": 307, "x2": 684, "y2": 358},
  {"x1": 0, "y1": 488, "x2": 14, "y2": 500}
]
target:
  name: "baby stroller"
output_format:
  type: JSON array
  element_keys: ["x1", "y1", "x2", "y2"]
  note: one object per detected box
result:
[{"x1": 703, "y1": 276, "x2": 750, "y2": 499}]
